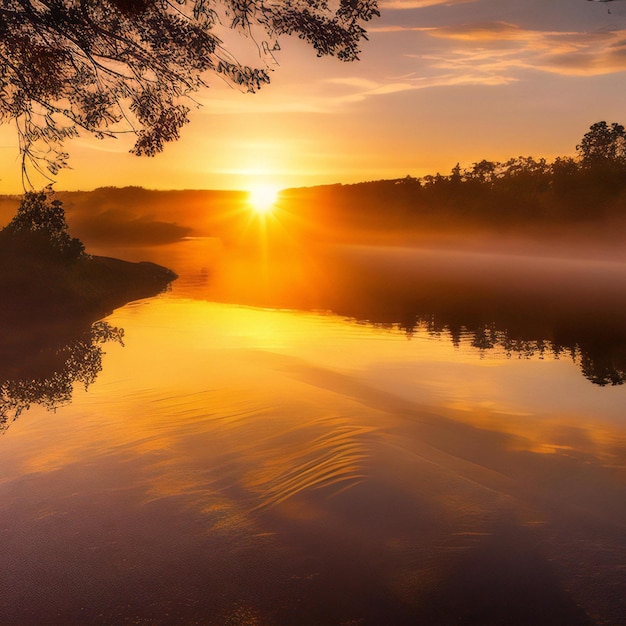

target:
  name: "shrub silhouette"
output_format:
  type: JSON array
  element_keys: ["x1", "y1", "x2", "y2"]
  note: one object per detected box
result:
[{"x1": 2, "y1": 192, "x2": 85, "y2": 262}]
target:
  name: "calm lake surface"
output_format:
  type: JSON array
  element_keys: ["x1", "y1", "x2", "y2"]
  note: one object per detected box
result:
[{"x1": 1, "y1": 237, "x2": 626, "y2": 625}]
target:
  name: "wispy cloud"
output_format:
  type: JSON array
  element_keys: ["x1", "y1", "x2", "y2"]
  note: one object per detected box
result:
[
  {"x1": 430, "y1": 21, "x2": 529, "y2": 40},
  {"x1": 197, "y1": 67, "x2": 514, "y2": 118},
  {"x1": 377, "y1": 20, "x2": 626, "y2": 79},
  {"x1": 324, "y1": 76, "x2": 420, "y2": 98},
  {"x1": 194, "y1": 19, "x2": 626, "y2": 118},
  {"x1": 325, "y1": 72, "x2": 514, "y2": 101},
  {"x1": 380, "y1": 0, "x2": 476, "y2": 9},
  {"x1": 369, "y1": 24, "x2": 434, "y2": 33}
]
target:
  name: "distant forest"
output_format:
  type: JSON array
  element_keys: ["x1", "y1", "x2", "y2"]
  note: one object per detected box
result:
[
  {"x1": 2, "y1": 121, "x2": 626, "y2": 245},
  {"x1": 282, "y1": 121, "x2": 626, "y2": 235}
]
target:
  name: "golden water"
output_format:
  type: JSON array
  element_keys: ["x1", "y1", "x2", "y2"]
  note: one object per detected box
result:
[{"x1": 1, "y1": 238, "x2": 625, "y2": 624}]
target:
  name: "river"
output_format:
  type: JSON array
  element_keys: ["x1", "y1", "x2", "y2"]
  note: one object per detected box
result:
[{"x1": 1, "y1": 236, "x2": 625, "y2": 625}]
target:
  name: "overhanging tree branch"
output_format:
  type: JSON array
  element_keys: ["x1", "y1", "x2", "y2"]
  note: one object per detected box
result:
[{"x1": 0, "y1": 0, "x2": 379, "y2": 185}]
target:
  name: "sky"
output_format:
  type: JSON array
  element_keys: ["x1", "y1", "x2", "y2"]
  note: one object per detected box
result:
[{"x1": 2, "y1": 0, "x2": 626, "y2": 193}]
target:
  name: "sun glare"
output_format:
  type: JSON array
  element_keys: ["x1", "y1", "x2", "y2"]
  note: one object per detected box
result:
[{"x1": 248, "y1": 184, "x2": 279, "y2": 215}]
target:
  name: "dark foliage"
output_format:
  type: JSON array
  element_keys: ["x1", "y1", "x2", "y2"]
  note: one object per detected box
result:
[
  {"x1": 577, "y1": 121, "x2": 626, "y2": 166},
  {"x1": 0, "y1": 0, "x2": 379, "y2": 182},
  {"x1": 283, "y1": 121, "x2": 626, "y2": 231},
  {"x1": 1, "y1": 190, "x2": 85, "y2": 261},
  {"x1": 0, "y1": 190, "x2": 177, "y2": 327}
]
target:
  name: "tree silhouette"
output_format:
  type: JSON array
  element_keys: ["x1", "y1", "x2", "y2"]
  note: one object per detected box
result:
[
  {"x1": 576, "y1": 121, "x2": 626, "y2": 167},
  {"x1": 0, "y1": 0, "x2": 379, "y2": 183},
  {"x1": 1, "y1": 191, "x2": 85, "y2": 260}
]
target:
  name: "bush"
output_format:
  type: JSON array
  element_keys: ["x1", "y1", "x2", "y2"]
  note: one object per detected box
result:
[{"x1": 2, "y1": 192, "x2": 85, "y2": 262}]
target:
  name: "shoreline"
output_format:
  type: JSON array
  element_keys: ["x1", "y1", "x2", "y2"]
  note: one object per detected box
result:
[{"x1": 0, "y1": 252, "x2": 177, "y2": 325}]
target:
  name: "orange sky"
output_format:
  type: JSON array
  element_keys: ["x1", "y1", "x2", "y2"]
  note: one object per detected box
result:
[{"x1": 2, "y1": 0, "x2": 626, "y2": 193}]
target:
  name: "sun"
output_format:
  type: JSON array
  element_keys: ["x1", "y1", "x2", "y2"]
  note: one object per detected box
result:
[{"x1": 247, "y1": 184, "x2": 280, "y2": 215}]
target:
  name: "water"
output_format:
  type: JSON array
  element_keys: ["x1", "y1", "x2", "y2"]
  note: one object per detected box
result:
[{"x1": 1, "y1": 238, "x2": 625, "y2": 625}]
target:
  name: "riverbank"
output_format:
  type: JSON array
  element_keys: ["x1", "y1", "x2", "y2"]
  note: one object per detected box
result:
[{"x1": 0, "y1": 249, "x2": 177, "y2": 325}]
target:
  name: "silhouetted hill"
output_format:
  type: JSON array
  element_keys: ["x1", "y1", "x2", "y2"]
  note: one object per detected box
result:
[{"x1": 0, "y1": 187, "x2": 247, "y2": 246}]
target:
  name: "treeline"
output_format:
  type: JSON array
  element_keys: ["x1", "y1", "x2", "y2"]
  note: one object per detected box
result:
[{"x1": 282, "y1": 122, "x2": 626, "y2": 232}]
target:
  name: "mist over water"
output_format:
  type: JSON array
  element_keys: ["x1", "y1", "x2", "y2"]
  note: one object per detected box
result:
[{"x1": 1, "y1": 194, "x2": 626, "y2": 624}]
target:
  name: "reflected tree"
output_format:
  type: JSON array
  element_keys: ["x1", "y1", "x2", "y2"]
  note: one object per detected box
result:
[
  {"x1": 578, "y1": 349, "x2": 626, "y2": 387},
  {"x1": 401, "y1": 317, "x2": 626, "y2": 388},
  {"x1": 315, "y1": 250, "x2": 626, "y2": 388},
  {"x1": 0, "y1": 321, "x2": 124, "y2": 431}
]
